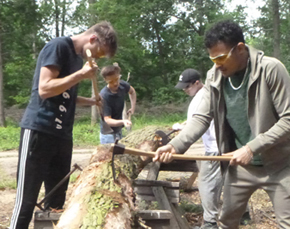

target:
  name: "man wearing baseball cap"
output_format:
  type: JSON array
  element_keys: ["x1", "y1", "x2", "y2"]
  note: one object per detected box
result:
[
  {"x1": 173, "y1": 68, "x2": 251, "y2": 228},
  {"x1": 173, "y1": 68, "x2": 222, "y2": 228}
]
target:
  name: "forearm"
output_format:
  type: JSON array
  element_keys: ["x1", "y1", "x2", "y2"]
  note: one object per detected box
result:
[
  {"x1": 170, "y1": 114, "x2": 210, "y2": 153},
  {"x1": 128, "y1": 87, "x2": 136, "y2": 113},
  {"x1": 39, "y1": 69, "x2": 85, "y2": 99},
  {"x1": 104, "y1": 117, "x2": 125, "y2": 127},
  {"x1": 129, "y1": 94, "x2": 136, "y2": 114},
  {"x1": 76, "y1": 96, "x2": 95, "y2": 106}
]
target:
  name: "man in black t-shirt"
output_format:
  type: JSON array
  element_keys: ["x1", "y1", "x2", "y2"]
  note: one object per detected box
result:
[
  {"x1": 99, "y1": 65, "x2": 136, "y2": 143},
  {"x1": 10, "y1": 21, "x2": 117, "y2": 229}
]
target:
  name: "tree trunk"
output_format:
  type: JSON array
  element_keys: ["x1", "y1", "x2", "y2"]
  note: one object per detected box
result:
[
  {"x1": 272, "y1": 0, "x2": 280, "y2": 59},
  {"x1": 54, "y1": 0, "x2": 60, "y2": 37},
  {"x1": 56, "y1": 126, "x2": 167, "y2": 228},
  {"x1": 61, "y1": 0, "x2": 66, "y2": 36},
  {"x1": 0, "y1": 25, "x2": 6, "y2": 127},
  {"x1": 89, "y1": 0, "x2": 98, "y2": 126}
]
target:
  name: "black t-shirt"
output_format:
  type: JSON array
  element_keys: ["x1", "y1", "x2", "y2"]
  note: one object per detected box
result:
[
  {"x1": 21, "y1": 37, "x2": 83, "y2": 140},
  {"x1": 100, "y1": 80, "x2": 130, "y2": 134}
]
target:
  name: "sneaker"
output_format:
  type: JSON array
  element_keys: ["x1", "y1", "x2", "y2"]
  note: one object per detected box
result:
[
  {"x1": 200, "y1": 221, "x2": 219, "y2": 229},
  {"x1": 240, "y1": 211, "x2": 251, "y2": 225}
]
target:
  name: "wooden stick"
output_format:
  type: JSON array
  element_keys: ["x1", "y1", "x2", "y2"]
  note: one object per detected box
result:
[
  {"x1": 111, "y1": 145, "x2": 232, "y2": 161},
  {"x1": 85, "y1": 49, "x2": 113, "y2": 134},
  {"x1": 85, "y1": 49, "x2": 100, "y2": 100}
]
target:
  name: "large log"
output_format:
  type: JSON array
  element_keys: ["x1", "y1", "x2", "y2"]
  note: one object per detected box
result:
[{"x1": 56, "y1": 126, "x2": 171, "y2": 229}]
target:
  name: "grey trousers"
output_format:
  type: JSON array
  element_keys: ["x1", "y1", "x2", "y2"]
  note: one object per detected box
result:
[
  {"x1": 198, "y1": 151, "x2": 223, "y2": 223},
  {"x1": 219, "y1": 165, "x2": 290, "y2": 229}
]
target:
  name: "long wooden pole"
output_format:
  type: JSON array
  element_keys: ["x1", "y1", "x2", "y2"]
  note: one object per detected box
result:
[{"x1": 111, "y1": 145, "x2": 232, "y2": 161}]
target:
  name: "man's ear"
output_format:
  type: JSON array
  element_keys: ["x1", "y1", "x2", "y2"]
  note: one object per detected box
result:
[
  {"x1": 236, "y1": 42, "x2": 246, "y2": 53},
  {"x1": 89, "y1": 34, "x2": 98, "y2": 44}
]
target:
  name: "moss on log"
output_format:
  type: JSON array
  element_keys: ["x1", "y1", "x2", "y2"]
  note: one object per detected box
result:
[{"x1": 56, "y1": 126, "x2": 171, "y2": 229}]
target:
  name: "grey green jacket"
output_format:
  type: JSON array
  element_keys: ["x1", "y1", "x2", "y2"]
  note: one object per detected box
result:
[{"x1": 170, "y1": 46, "x2": 290, "y2": 174}]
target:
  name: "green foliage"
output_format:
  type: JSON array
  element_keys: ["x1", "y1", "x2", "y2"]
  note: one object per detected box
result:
[
  {"x1": 0, "y1": 108, "x2": 186, "y2": 151},
  {"x1": 4, "y1": 56, "x2": 36, "y2": 106},
  {"x1": 0, "y1": 122, "x2": 20, "y2": 151},
  {"x1": 0, "y1": 175, "x2": 17, "y2": 190},
  {"x1": 3, "y1": 0, "x2": 288, "y2": 109},
  {"x1": 129, "y1": 112, "x2": 186, "y2": 131},
  {"x1": 151, "y1": 86, "x2": 187, "y2": 105},
  {"x1": 73, "y1": 117, "x2": 100, "y2": 147},
  {"x1": 179, "y1": 200, "x2": 203, "y2": 213}
]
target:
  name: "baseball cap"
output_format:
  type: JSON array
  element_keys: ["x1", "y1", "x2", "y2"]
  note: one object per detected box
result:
[{"x1": 175, "y1": 68, "x2": 201, "y2": 89}]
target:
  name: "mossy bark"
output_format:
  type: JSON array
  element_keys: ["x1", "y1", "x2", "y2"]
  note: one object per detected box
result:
[{"x1": 56, "y1": 126, "x2": 170, "y2": 229}]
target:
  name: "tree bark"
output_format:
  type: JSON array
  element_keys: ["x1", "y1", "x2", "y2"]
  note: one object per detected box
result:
[
  {"x1": 272, "y1": 0, "x2": 280, "y2": 59},
  {"x1": 61, "y1": 0, "x2": 66, "y2": 36},
  {"x1": 56, "y1": 126, "x2": 168, "y2": 228},
  {"x1": 88, "y1": 0, "x2": 98, "y2": 126},
  {"x1": 54, "y1": 0, "x2": 60, "y2": 37},
  {"x1": 0, "y1": 24, "x2": 6, "y2": 127}
]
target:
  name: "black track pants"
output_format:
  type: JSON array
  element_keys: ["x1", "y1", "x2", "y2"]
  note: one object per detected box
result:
[{"x1": 9, "y1": 129, "x2": 72, "y2": 229}]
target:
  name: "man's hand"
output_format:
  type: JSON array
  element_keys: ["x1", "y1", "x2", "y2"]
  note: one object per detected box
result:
[
  {"x1": 172, "y1": 123, "x2": 183, "y2": 131},
  {"x1": 226, "y1": 145, "x2": 253, "y2": 166},
  {"x1": 81, "y1": 61, "x2": 99, "y2": 79},
  {"x1": 123, "y1": 119, "x2": 132, "y2": 128},
  {"x1": 127, "y1": 108, "x2": 134, "y2": 115},
  {"x1": 153, "y1": 144, "x2": 176, "y2": 163},
  {"x1": 92, "y1": 94, "x2": 102, "y2": 107}
]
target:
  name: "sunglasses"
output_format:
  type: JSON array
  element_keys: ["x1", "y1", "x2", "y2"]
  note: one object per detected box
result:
[
  {"x1": 209, "y1": 45, "x2": 237, "y2": 65},
  {"x1": 105, "y1": 75, "x2": 121, "y2": 84}
]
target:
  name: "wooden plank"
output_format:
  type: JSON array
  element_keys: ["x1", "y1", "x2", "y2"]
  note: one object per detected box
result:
[
  {"x1": 146, "y1": 161, "x2": 160, "y2": 180},
  {"x1": 160, "y1": 160, "x2": 199, "y2": 172},
  {"x1": 142, "y1": 219, "x2": 170, "y2": 229},
  {"x1": 136, "y1": 195, "x2": 179, "y2": 204},
  {"x1": 134, "y1": 186, "x2": 179, "y2": 198},
  {"x1": 152, "y1": 186, "x2": 180, "y2": 229},
  {"x1": 134, "y1": 179, "x2": 179, "y2": 188},
  {"x1": 170, "y1": 203, "x2": 191, "y2": 229},
  {"x1": 34, "y1": 211, "x2": 61, "y2": 221},
  {"x1": 136, "y1": 210, "x2": 172, "y2": 219},
  {"x1": 186, "y1": 172, "x2": 198, "y2": 190}
]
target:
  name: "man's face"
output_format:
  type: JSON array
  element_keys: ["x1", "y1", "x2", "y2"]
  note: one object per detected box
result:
[
  {"x1": 183, "y1": 81, "x2": 200, "y2": 97},
  {"x1": 207, "y1": 42, "x2": 241, "y2": 77},
  {"x1": 92, "y1": 44, "x2": 109, "y2": 59},
  {"x1": 105, "y1": 73, "x2": 121, "y2": 92}
]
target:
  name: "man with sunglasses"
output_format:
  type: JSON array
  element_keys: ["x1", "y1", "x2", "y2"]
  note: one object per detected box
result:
[
  {"x1": 99, "y1": 64, "x2": 136, "y2": 144},
  {"x1": 153, "y1": 20, "x2": 290, "y2": 228},
  {"x1": 10, "y1": 21, "x2": 117, "y2": 229}
]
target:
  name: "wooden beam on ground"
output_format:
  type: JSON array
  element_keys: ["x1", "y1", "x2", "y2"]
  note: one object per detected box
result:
[
  {"x1": 146, "y1": 162, "x2": 160, "y2": 180},
  {"x1": 152, "y1": 186, "x2": 180, "y2": 229}
]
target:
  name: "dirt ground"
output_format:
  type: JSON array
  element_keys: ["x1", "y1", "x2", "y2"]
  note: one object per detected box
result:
[{"x1": 0, "y1": 149, "x2": 94, "y2": 229}]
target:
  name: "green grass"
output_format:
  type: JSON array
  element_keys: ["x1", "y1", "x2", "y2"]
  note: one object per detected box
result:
[
  {"x1": 0, "y1": 112, "x2": 185, "y2": 190},
  {"x1": 0, "y1": 118, "x2": 20, "y2": 151},
  {"x1": 0, "y1": 167, "x2": 17, "y2": 190},
  {"x1": 0, "y1": 112, "x2": 186, "y2": 151}
]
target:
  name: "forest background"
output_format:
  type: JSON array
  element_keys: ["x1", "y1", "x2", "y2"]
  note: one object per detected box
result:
[{"x1": 0, "y1": 0, "x2": 289, "y2": 128}]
